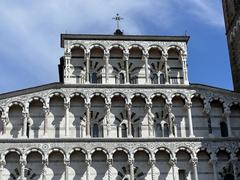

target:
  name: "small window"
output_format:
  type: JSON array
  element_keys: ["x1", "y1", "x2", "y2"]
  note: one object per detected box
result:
[
  {"x1": 121, "y1": 124, "x2": 127, "y2": 137},
  {"x1": 155, "y1": 123, "x2": 161, "y2": 137},
  {"x1": 164, "y1": 124, "x2": 169, "y2": 137},
  {"x1": 160, "y1": 73, "x2": 165, "y2": 84},
  {"x1": 178, "y1": 170, "x2": 186, "y2": 180},
  {"x1": 91, "y1": 72, "x2": 97, "y2": 83},
  {"x1": 152, "y1": 73, "x2": 158, "y2": 84},
  {"x1": 93, "y1": 124, "x2": 99, "y2": 137},
  {"x1": 220, "y1": 122, "x2": 228, "y2": 137},
  {"x1": 119, "y1": 73, "x2": 125, "y2": 84}
]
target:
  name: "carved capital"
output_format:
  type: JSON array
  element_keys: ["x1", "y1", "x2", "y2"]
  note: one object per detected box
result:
[
  {"x1": 85, "y1": 159, "x2": 92, "y2": 165},
  {"x1": 184, "y1": 102, "x2": 192, "y2": 109},
  {"x1": 123, "y1": 53, "x2": 129, "y2": 61},
  {"x1": 169, "y1": 158, "x2": 177, "y2": 166},
  {"x1": 191, "y1": 157, "x2": 198, "y2": 167},
  {"x1": 64, "y1": 102, "x2": 70, "y2": 110},
  {"x1": 125, "y1": 103, "x2": 132, "y2": 111},
  {"x1": 64, "y1": 159, "x2": 71, "y2": 166},
  {"x1": 84, "y1": 52, "x2": 90, "y2": 59},
  {"x1": 107, "y1": 158, "x2": 113, "y2": 166},
  {"x1": 128, "y1": 159, "x2": 134, "y2": 166},
  {"x1": 85, "y1": 103, "x2": 91, "y2": 109}
]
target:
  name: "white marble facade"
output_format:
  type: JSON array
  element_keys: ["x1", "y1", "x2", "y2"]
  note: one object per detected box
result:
[{"x1": 0, "y1": 34, "x2": 239, "y2": 180}]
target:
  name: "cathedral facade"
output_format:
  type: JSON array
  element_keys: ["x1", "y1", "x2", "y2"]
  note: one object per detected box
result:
[{"x1": 0, "y1": 33, "x2": 239, "y2": 180}]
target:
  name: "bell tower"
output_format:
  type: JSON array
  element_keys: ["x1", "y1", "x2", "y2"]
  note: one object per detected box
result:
[{"x1": 222, "y1": 0, "x2": 240, "y2": 92}]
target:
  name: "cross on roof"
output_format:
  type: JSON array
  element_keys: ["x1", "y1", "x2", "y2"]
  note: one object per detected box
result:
[{"x1": 112, "y1": 13, "x2": 123, "y2": 30}]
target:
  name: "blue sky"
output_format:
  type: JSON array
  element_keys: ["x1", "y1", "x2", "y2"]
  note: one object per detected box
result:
[{"x1": 0, "y1": 0, "x2": 232, "y2": 93}]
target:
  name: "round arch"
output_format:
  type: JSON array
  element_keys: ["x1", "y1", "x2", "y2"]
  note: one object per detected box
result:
[
  {"x1": 90, "y1": 147, "x2": 109, "y2": 158},
  {"x1": 47, "y1": 147, "x2": 66, "y2": 159},
  {"x1": 47, "y1": 92, "x2": 67, "y2": 104},
  {"x1": 150, "y1": 92, "x2": 169, "y2": 103},
  {"x1": 25, "y1": 148, "x2": 45, "y2": 160},
  {"x1": 89, "y1": 43, "x2": 107, "y2": 54},
  {"x1": 171, "y1": 93, "x2": 188, "y2": 103},
  {"x1": 110, "y1": 92, "x2": 128, "y2": 104},
  {"x1": 130, "y1": 92, "x2": 149, "y2": 103},
  {"x1": 89, "y1": 92, "x2": 108, "y2": 104},
  {"x1": 154, "y1": 147, "x2": 174, "y2": 159},
  {"x1": 112, "y1": 147, "x2": 130, "y2": 158},
  {"x1": 3, "y1": 148, "x2": 22, "y2": 157},
  {"x1": 128, "y1": 44, "x2": 146, "y2": 54},
  {"x1": 6, "y1": 101, "x2": 25, "y2": 113},
  {"x1": 167, "y1": 45, "x2": 185, "y2": 57},
  {"x1": 28, "y1": 96, "x2": 46, "y2": 108},
  {"x1": 147, "y1": 44, "x2": 165, "y2": 54},
  {"x1": 133, "y1": 147, "x2": 152, "y2": 160},
  {"x1": 69, "y1": 92, "x2": 87, "y2": 104},
  {"x1": 70, "y1": 43, "x2": 87, "y2": 54},
  {"x1": 175, "y1": 147, "x2": 194, "y2": 158},
  {"x1": 109, "y1": 43, "x2": 126, "y2": 52}
]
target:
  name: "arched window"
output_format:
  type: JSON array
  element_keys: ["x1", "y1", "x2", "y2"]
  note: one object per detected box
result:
[
  {"x1": 119, "y1": 73, "x2": 125, "y2": 84},
  {"x1": 155, "y1": 123, "x2": 161, "y2": 137},
  {"x1": 93, "y1": 123, "x2": 99, "y2": 137},
  {"x1": 163, "y1": 123, "x2": 169, "y2": 137},
  {"x1": 160, "y1": 73, "x2": 165, "y2": 84},
  {"x1": 152, "y1": 73, "x2": 158, "y2": 84},
  {"x1": 91, "y1": 72, "x2": 97, "y2": 83},
  {"x1": 121, "y1": 124, "x2": 127, "y2": 137},
  {"x1": 220, "y1": 122, "x2": 228, "y2": 137}
]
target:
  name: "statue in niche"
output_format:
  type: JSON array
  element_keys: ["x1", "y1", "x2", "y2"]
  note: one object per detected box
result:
[{"x1": 165, "y1": 106, "x2": 175, "y2": 137}]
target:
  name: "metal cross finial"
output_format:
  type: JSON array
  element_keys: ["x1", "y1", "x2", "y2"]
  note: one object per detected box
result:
[{"x1": 112, "y1": 13, "x2": 123, "y2": 29}]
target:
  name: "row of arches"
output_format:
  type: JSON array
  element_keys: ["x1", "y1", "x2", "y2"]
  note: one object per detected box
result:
[
  {"x1": 1, "y1": 146, "x2": 239, "y2": 180},
  {"x1": 65, "y1": 43, "x2": 187, "y2": 85},
  {"x1": 1, "y1": 92, "x2": 240, "y2": 139}
]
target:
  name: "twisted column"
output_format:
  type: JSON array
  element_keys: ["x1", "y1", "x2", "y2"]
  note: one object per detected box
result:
[
  {"x1": 105, "y1": 103, "x2": 111, "y2": 137},
  {"x1": 64, "y1": 53, "x2": 71, "y2": 82},
  {"x1": 85, "y1": 103, "x2": 91, "y2": 137},
  {"x1": 146, "y1": 103, "x2": 154, "y2": 137},
  {"x1": 126, "y1": 103, "x2": 133, "y2": 138},
  {"x1": 107, "y1": 158, "x2": 113, "y2": 180}
]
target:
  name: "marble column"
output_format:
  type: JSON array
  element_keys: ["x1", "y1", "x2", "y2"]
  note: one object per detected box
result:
[
  {"x1": 126, "y1": 103, "x2": 133, "y2": 138},
  {"x1": 181, "y1": 54, "x2": 189, "y2": 84},
  {"x1": 191, "y1": 157, "x2": 199, "y2": 180},
  {"x1": 209, "y1": 157, "x2": 218, "y2": 180},
  {"x1": 0, "y1": 115, "x2": 8, "y2": 135},
  {"x1": 22, "y1": 111, "x2": 29, "y2": 138},
  {"x1": 85, "y1": 103, "x2": 91, "y2": 137},
  {"x1": 64, "y1": 102, "x2": 70, "y2": 137},
  {"x1": 85, "y1": 53, "x2": 90, "y2": 83},
  {"x1": 185, "y1": 102, "x2": 195, "y2": 137},
  {"x1": 64, "y1": 53, "x2": 71, "y2": 82},
  {"x1": 20, "y1": 155, "x2": 26, "y2": 180},
  {"x1": 143, "y1": 53, "x2": 149, "y2": 84},
  {"x1": 203, "y1": 104, "x2": 213, "y2": 137},
  {"x1": 146, "y1": 103, "x2": 154, "y2": 137},
  {"x1": 104, "y1": 53, "x2": 110, "y2": 84},
  {"x1": 169, "y1": 158, "x2": 177, "y2": 180},
  {"x1": 105, "y1": 103, "x2": 111, "y2": 137},
  {"x1": 129, "y1": 159, "x2": 134, "y2": 180},
  {"x1": 150, "y1": 159, "x2": 157, "y2": 180},
  {"x1": 162, "y1": 54, "x2": 169, "y2": 84},
  {"x1": 43, "y1": 107, "x2": 49, "y2": 137},
  {"x1": 107, "y1": 158, "x2": 113, "y2": 180},
  {"x1": 64, "y1": 159, "x2": 70, "y2": 180},
  {"x1": 42, "y1": 159, "x2": 48, "y2": 180},
  {"x1": 0, "y1": 159, "x2": 5, "y2": 180},
  {"x1": 124, "y1": 53, "x2": 130, "y2": 84},
  {"x1": 224, "y1": 109, "x2": 232, "y2": 137},
  {"x1": 86, "y1": 159, "x2": 91, "y2": 180}
]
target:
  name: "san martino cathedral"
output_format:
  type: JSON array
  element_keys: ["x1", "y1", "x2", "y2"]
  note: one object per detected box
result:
[{"x1": 0, "y1": 1, "x2": 239, "y2": 180}]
